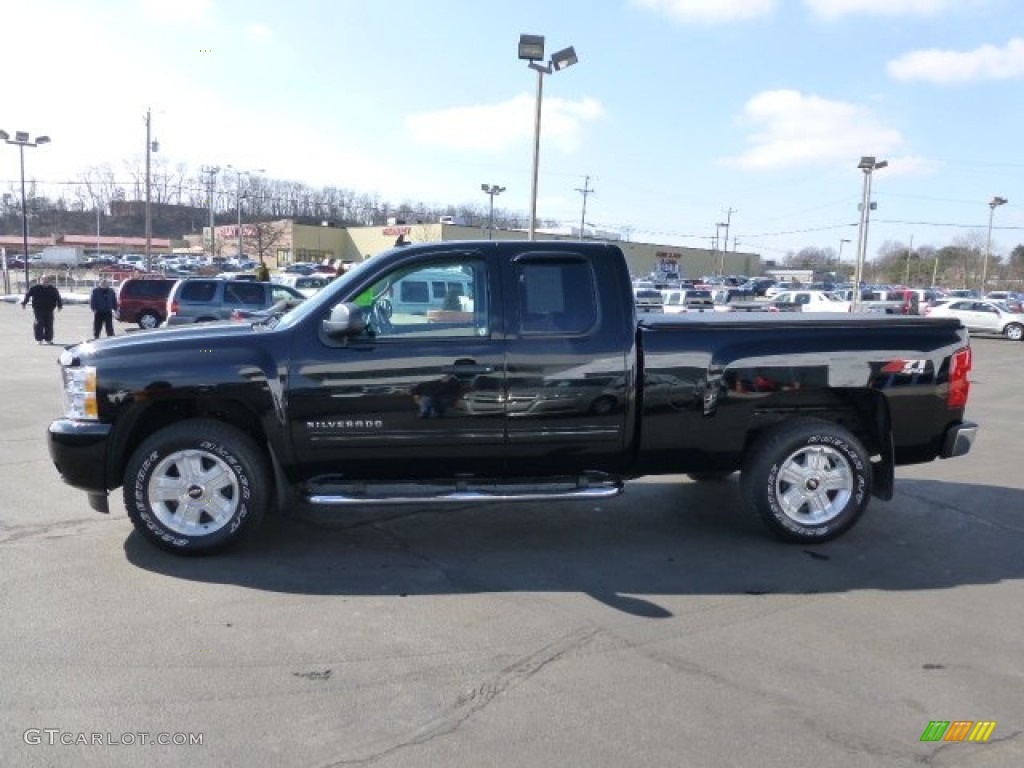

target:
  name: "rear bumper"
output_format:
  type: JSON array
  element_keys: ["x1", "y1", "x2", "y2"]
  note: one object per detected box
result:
[
  {"x1": 940, "y1": 420, "x2": 978, "y2": 459},
  {"x1": 48, "y1": 419, "x2": 112, "y2": 502}
]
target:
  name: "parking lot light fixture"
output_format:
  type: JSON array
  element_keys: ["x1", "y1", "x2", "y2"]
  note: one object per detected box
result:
[
  {"x1": 520, "y1": 34, "x2": 578, "y2": 241},
  {"x1": 1, "y1": 129, "x2": 51, "y2": 289},
  {"x1": 981, "y1": 196, "x2": 1008, "y2": 293},
  {"x1": 481, "y1": 183, "x2": 506, "y2": 239}
]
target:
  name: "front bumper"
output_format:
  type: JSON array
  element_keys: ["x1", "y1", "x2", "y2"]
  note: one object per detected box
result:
[
  {"x1": 940, "y1": 420, "x2": 978, "y2": 459},
  {"x1": 48, "y1": 419, "x2": 112, "y2": 507}
]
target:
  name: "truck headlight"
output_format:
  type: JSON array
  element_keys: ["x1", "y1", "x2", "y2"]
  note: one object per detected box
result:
[{"x1": 61, "y1": 365, "x2": 98, "y2": 420}]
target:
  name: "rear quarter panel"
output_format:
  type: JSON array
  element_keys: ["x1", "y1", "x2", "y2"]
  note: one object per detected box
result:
[{"x1": 633, "y1": 313, "x2": 969, "y2": 473}]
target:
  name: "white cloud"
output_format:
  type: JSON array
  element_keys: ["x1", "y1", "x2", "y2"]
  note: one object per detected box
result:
[
  {"x1": 723, "y1": 89, "x2": 906, "y2": 170},
  {"x1": 803, "y1": 0, "x2": 955, "y2": 17},
  {"x1": 888, "y1": 37, "x2": 1024, "y2": 84},
  {"x1": 139, "y1": 0, "x2": 213, "y2": 23},
  {"x1": 630, "y1": 0, "x2": 777, "y2": 23},
  {"x1": 246, "y1": 24, "x2": 272, "y2": 42},
  {"x1": 406, "y1": 94, "x2": 605, "y2": 154},
  {"x1": 882, "y1": 155, "x2": 940, "y2": 176}
]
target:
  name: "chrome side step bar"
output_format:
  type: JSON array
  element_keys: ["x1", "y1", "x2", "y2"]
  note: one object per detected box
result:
[{"x1": 304, "y1": 474, "x2": 623, "y2": 507}]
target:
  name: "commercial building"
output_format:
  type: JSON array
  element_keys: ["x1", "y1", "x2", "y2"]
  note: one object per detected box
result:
[{"x1": 199, "y1": 219, "x2": 761, "y2": 280}]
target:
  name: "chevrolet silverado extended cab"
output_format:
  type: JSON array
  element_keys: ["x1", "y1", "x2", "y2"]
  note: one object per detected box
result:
[{"x1": 48, "y1": 240, "x2": 977, "y2": 554}]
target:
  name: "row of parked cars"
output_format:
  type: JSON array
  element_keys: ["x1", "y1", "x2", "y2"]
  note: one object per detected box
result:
[
  {"x1": 115, "y1": 274, "x2": 320, "y2": 329},
  {"x1": 632, "y1": 278, "x2": 1024, "y2": 339}
]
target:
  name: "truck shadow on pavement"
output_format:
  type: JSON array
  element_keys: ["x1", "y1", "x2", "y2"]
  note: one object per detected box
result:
[{"x1": 124, "y1": 478, "x2": 1024, "y2": 618}]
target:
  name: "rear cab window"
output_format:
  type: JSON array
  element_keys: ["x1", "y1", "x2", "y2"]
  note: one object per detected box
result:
[{"x1": 514, "y1": 256, "x2": 598, "y2": 335}]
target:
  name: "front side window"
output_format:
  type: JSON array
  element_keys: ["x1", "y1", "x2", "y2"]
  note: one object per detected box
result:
[{"x1": 356, "y1": 257, "x2": 488, "y2": 340}]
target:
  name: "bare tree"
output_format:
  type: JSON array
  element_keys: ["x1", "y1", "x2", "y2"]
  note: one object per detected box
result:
[
  {"x1": 245, "y1": 220, "x2": 289, "y2": 267},
  {"x1": 1007, "y1": 244, "x2": 1024, "y2": 285},
  {"x1": 786, "y1": 246, "x2": 830, "y2": 268}
]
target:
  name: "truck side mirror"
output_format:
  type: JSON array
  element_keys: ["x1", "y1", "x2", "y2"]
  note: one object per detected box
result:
[{"x1": 322, "y1": 302, "x2": 366, "y2": 337}]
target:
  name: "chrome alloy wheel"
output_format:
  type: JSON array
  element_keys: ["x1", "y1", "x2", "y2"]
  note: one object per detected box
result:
[
  {"x1": 774, "y1": 444, "x2": 853, "y2": 525},
  {"x1": 147, "y1": 448, "x2": 240, "y2": 536}
]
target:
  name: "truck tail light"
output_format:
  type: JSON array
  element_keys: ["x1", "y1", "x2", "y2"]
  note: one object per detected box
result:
[
  {"x1": 168, "y1": 299, "x2": 179, "y2": 316},
  {"x1": 948, "y1": 346, "x2": 972, "y2": 408}
]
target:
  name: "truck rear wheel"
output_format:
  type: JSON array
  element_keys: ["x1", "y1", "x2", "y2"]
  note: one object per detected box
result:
[
  {"x1": 123, "y1": 419, "x2": 270, "y2": 555},
  {"x1": 741, "y1": 419, "x2": 871, "y2": 543}
]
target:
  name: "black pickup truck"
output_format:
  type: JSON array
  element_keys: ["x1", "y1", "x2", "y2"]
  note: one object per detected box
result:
[{"x1": 48, "y1": 240, "x2": 977, "y2": 554}]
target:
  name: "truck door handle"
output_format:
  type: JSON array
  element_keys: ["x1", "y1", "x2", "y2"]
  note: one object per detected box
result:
[{"x1": 446, "y1": 359, "x2": 494, "y2": 375}]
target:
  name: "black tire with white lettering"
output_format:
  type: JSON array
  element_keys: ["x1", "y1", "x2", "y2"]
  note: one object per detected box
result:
[
  {"x1": 123, "y1": 419, "x2": 269, "y2": 555},
  {"x1": 741, "y1": 419, "x2": 871, "y2": 543}
]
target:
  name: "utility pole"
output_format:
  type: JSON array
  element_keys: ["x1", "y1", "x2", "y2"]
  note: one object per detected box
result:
[
  {"x1": 575, "y1": 175, "x2": 594, "y2": 238},
  {"x1": 717, "y1": 208, "x2": 736, "y2": 275},
  {"x1": 202, "y1": 166, "x2": 220, "y2": 260}
]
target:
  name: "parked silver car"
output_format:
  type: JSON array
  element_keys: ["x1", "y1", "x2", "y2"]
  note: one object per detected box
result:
[{"x1": 925, "y1": 299, "x2": 1024, "y2": 341}]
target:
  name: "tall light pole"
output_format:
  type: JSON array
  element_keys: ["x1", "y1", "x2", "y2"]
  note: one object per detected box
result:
[
  {"x1": 481, "y1": 183, "x2": 505, "y2": 239},
  {"x1": 228, "y1": 166, "x2": 265, "y2": 261},
  {"x1": 0, "y1": 129, "x2": 51, "y2": 289},
  {"x1": 852, "y1": 156, "x2": 887, "y2": 312},
  {"x1": 519, "y1": 34, "x2": 578, "y2": 241},
  {"x1": 143, "y1": 108, "x2": 159, "y2": 270},
  {"x1": 837, "y1": 238, "x2": 851, "y2": 264},
  {"x1": 980, "y1": 196, "x2": 1007, "y2": 294}
]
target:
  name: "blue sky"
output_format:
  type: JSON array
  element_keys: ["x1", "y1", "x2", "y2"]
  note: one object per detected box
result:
[{"x1": 3, "y1": 0, "x2": 1023, "y2": 262}]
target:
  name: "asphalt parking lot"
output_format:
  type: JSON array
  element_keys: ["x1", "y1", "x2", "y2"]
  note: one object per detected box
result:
[{"x1": 1, "y1": 303, "x2": 1022, "y2": 767}]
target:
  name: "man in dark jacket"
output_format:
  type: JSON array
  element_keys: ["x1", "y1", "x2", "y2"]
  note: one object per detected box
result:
[
  {"x1": 22, "y1": 274, "x2": 63, "y2": 345},
  {"x1": 89, "y1": 277, "x2": 119, "y2": 339}
]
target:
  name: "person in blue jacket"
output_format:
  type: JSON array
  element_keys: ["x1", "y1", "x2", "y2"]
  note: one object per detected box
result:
[
  {"x1": 89, "y1": 277, "x2": 119, "y2": 339},
  {"x1": 22, "y1": 274, "x2": 63, "y2": 344}
]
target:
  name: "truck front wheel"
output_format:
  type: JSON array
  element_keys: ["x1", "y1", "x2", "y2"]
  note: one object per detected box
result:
[
  {"x1": 123, "y1": 419, "x2": 270, "y2": 555},
  {"x1": 741, "y1": 419, "x2": 871, "y2": 543}
]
